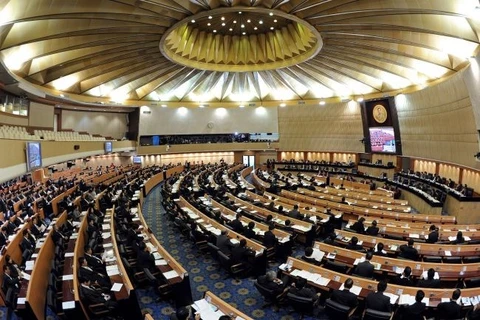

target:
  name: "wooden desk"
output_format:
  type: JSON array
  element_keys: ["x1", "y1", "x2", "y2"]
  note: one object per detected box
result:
[{"x1": 199, "y1": 291, "x2": 254, "y2": 320}]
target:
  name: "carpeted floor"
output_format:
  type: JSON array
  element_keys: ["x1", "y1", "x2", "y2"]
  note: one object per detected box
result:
[{"x1": 139, "y1": 183, "x2": 328, "y2": 320}]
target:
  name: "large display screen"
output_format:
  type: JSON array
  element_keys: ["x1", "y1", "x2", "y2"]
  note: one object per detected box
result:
[
  {"x1": 133, "y1": 156, "x2": 142, "y2": 164},
  {"x1": 104, "y1": 141, "x2": 112, "y2": 153},
  {"x1": 26, "y1": 142, "x2": 42, "y2": 171},
  {"x1": 369, "y1": 127, "x2": 396, "y2": 153}
]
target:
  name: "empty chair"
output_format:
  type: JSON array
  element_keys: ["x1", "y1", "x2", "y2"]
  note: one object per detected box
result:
[
  {"x1": 423, "y1": 256, "x2": 442, "y2": 263},
  {"x1": 324, "y1": 260, "x2": 349, "y2": 274},
  {"x1": 325, "y1": 298, "x2": 355, "y2": 320},
  {"x1": 254, "y1": 280, "x2": 280, "y2": 309},
  {"x1": 363, "y1": 308, "x2": 392, "y2": 320},
  {"x1": 217, "y1": 251, "x2": 246, "y2": 280},
  {"x1": 464, "y1": 256, "x2": 480, "y2": 263},
  {"x1": 443, "y1": 256, "x2": 462, "y2": 264},
  {"x1": 286, "y1": 293, "x2": 315, "y2": 320}
]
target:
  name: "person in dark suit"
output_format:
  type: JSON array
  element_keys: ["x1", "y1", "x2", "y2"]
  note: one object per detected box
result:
[
  {"x1": 365, "y1": 281, "x2": 391, "y2": 313},
  {"x1": 2, "y1": 265, "x2": 19, "y2": 293},
  {"x1": 396, "y1": 266, "x2": 414, "y2": 286},
  {"x1": 331, "y1": 278, "x2": 358, "y2": 310},
  {"x1": 263, "y1": 224, "x2": 277, "y2": 249},
  {"x1": 20, "y1": 229, "x2": 33, "y2": 252},
  {"x1": 366, "y1": 220, "x2": 379, "y2": 236},
  {"x1": 216, "y1": 230, "x2": 234, "y2": 254},
  {"x1": 78, "y1": 257, "x2": 110, "y2": 288},
  {"x1": 399, "y1": 239, "x2": 419, "y2": 261},
  {"x1": 137, "y1": 243, "x2": 156, "y2": 271},
  {"x1": 51, "y1": 224, "x2": 67, "y2": 246},
  {"x1": 79, "y1": 277, "x2": 118, "y2": 311},
  {"x1": 84, "y1": 245, "x2": 105, "y2": 274},
  {"x1": 301, "y1": 247, "x2": 320, "y2": 266},
  {"x1": 231, "y1": 239, "x2": 255, "y2": 274},
  {"x1": 0, "y1": 227, "x2": 9, "y2": 247},
  {"x1": 401, "y1": 290, "x2": 426, "y2": 320},
  {"x1": 452, "y1": 231, "x2": 465, "y2": 244},
  {"x1": 288, "y1": 205, "x2": 304, "y2": 220},
  {"x1": 243, "y1": 221, "x2": 256, "y2": 239},
  {"x1": 373, "y1": 242, "x2": 387, "y2": 257},
  {"x1": 355, "y1": 252, "x2": 374, "y2": 278},
  {"x1": 346, "y1": 236, "x2": 363, "y2": 251},
  {"x1": 257, "y1": 271, "x2": 287, "y2": 297},
  {"x1": 426, "y1": 225, "x2": 439, "y2": 243},
  {"x1": 170, "y1": 306, "x2": 200, "y2": 320},
  {"x1": 351, "y1": 217, "x2": 366, "y2": 234},
  {"x1": 436, "y1": 289, "x2": 462, "y2": 320},
  {"x1": 417, "y1": 268, "x2": 440, "y2": 288},
  {"x1": 229, "y1": 213, "x2": 245, "y2": 234},
  {"x1": 289, "y1": 277, "x2": 319, "y2": 302}
]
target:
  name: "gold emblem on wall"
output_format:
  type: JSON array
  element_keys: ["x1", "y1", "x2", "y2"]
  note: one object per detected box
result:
[{"x1": 373, "y1": 104, "x2": 388, "y2": 123}]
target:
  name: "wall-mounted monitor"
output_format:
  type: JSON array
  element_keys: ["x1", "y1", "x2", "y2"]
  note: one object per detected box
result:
[
  {"x1": 26, "y1": 142, "x2": 42, "y2": 171},
  {"x1": 104, "y1": 141, "x2": 112, "y2": 153},
  {"x1": 133, "y1": 156, "x2": 142, "y2": 164},
  {"x1": 369, "y1": 127, "x2": 396, "y2": 153}
]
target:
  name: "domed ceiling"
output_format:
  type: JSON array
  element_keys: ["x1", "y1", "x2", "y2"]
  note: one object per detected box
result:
[{"x1": 0, "y1": 0, "x2": 479, "y2": 106}]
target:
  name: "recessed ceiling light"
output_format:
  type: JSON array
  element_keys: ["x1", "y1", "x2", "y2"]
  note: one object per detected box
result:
[
  {"x1": 242, "y1": 32, "x2": 246, "y2": 35},
  {"x1": 221, "y1": 17, "x2": 225, "y2": 20},
  {"x1": 270, "y1": 27, "x2": 274, "y2": 30},
  {"x1": 221, "y1": 23, "x2": 225, "y2": 26},
  {"x1": 274, "y1": 19, "x2": 277, "y2": 23},
  {"x1": 254, "y1": 27, "x2": 258, "y2": 30},
  {"x1": 259, "y1": 20, "x2": 263, "y2": 24},
  {"x1": 269, "y1": 12, "x2": 273, "y2": 16},
  {"x1": 357, "y1": 97, "x2": 364, "y2": 102},
  {"x1": 229, "y1": 28, "x2": 233, "y2": 31},
  {"x1": 207, "y1": 22, "x2": 211, "y2": 26},
  {"x1": 247, "y1": 19, "x2": 251, "y2": 23},
  {"x1": 208, "y1": 16, "x2": 212, "y2": 19},
  {"x1": 191, "y1": 19, "x2": 195, "y2": 23},
  {"x1": 238, "y1": 11, "x2": 242, "y2": 14},
  {"x1": 233, "y1": 20, "x2": 237, "y2": 23},
  {"x1": 279, "y1": 103, "x2": 286, "y2": 107},
  {"x1": 319, "y1": 101, "x2": 326, "y2": 105},
  {"x1": 199, "y1": 105, "x2": 205, "y2": 108},
  {"x1": 241, "y1": 24, "x2": 245, "y2": 28},
  {"x1": 213, "y1": 29, "x2": 217, "y2": 33}
]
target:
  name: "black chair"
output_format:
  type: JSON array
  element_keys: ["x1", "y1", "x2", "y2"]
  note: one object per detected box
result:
[
  {"x1": 207, "y1": 243, "x2": 220, "y2": 261},
  {"x1": 254, "y1": 280, "x2": 280, "y2": 309},
  {"x1": 463, "y1": 256, "x2": 480, "y2": 263},
  {"x1": 443, "y1": 256, "x2": 462, "y2": 264},
  {"x1": 423, "y1": 256, "x2": 442, "y2": 263},
  {"x1": 466, "y1": 277, "x2": 480, "y2": 288},
  {"x1": 286, "y1": 293, "x2": 314, "y2": 320},
  {"x1": 121, "y1": 257, "x2": 147, "y2": 285},
  {"x1": 363, "y1": 308, "x2": 392, "y2": 320},
  {"x1": 324, "y1": 260, "x2": 349, "y2": 273},
  {"x1": 325, "y1": 298, "x2": 356, "y2": 320},
  {"x1": 46, "y1": 288, "x2": 64, "y2": 317},
  {"x1": 217, "y1": 251, "x2": 246, "y2": 280}
]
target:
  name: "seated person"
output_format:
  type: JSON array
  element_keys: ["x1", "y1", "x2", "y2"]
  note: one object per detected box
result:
[
  {"x1": 289, "y1": 277, "x2": 320, "y2": 303},
  {"x1": 396, "y1": 266, "x2": 414, "y2": 286},
  {"x1": 170, "y1": 306, "x2": 200, "y2": 320},
  {"x1": 354, "y1": 252, "x2": 374, "y2": 278},
  {"x1": 84, "y1": 245, "x2": 106, "y2": 274},
  {"x1": 436, "y1": 289, "x2": 462, "y2": 320},
  {"x1": 137, "y1": 242, "x2": 156, "y2": 271},
  {"x1": 257, "y1": 271, "x2": 288, "y2": 297},
  {"x1": 330, "y1": 278, "x2": 358, "y2": 310},
  {"x1": 229, "y1": 213, "x2": 245, "y2": 234},
  {"x1": 426, "y1": 225, "x2": 439, "y2": 243},
  {"x1": 0, "y1": 227, "x2": 10, "y2": 247},
  {"x1": 399, "y1": 239, "x2": 419, "y2": 261},
  {"x1": 323, "y1": 233, "x2": 336, "y2": 245},
  {"x1": 283, "y1": 219, "x2": 294, "y2": 232},
  {"x1": 231, "y1": 239, "x2": 255, "y2": 273},
  {"x1": 373, "y1": 242, "x2": 387, "y2": 257},
  {"x1": 243, "y1": 221, "x2": 256, "y2": 239},
  {"x1": 452, "y1": 231, "x2": 465, "y2": 244},
  {"x1": 401, "y1": 290, "x2": 426, "y2": 320},
  {"x1": 417, "y1": 268, "x2": 440, "y2": 288},
  {"x1": 366, "y1": 220, "x2": 379, "y2": 236},
  {"x1": 365, "y1": 281, "x2": 391, "y2": 313},
  {"x1": 2, "y1": 265, "x2": 19, "y2": 293},
  {"x1": 78, "y1": 257, "x2": 111, "y2": 288},
  {"x1": 263, "y1": 224, "x2": 277, "y2": 249},
  {"x1": 216, "y1": 230, "x2": 234, "y2": 254},
  {"x1": 301, "y1": 247, "x2": 320, "y2": 266},
  {"x1": 350, "y1": 217, "x2": 366, "y2": 234},
  {"x1": 79, "y1": 277, "x2": 118, "y2": 311},
  {"x1": 346, "y1": 236, "x2": 363, "y2": 251}
]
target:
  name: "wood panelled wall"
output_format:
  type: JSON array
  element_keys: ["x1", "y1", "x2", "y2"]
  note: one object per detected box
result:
[
  {"x1": 395, "y1": 72, "x2": 478, "y2": 167},
  {"x1": 278, "y1": 101, "x2": 364, "y2": 152}
]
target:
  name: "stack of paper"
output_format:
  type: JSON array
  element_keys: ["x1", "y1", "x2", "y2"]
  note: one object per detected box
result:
[
  {"x1": 163, "y1": 270, "x2": 179, "y2": 280},
  {"x1": 384, "y1": 292, "x2": 399, "y2": 304}
]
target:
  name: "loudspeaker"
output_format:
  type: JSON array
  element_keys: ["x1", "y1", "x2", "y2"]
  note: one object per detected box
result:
[{"x1": 74, "y1": 145, "x2": 80, "y2": 150}]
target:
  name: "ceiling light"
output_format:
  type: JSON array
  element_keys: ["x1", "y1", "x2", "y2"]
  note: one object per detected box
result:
[
  {"x1": 254, "y1": 27, "x2": 258, "y2": 30},
  {"x1": 279, "y1": 103, "x2": 286, "y2": 107},
  {"x1": 238, "y1": 11, "x2": 242, "y2": 14},
  {"x1": 241, "y1": 24, "x2": 245, "y2": 28},
  {"x1": 259, "y1": 20, "x2": 263, "y2": 24},
  {"x1": 356, "y1": 97, "x2": 364, "y2": 102},
  {"x1": 191, "y1": 19, "x2": 195, "y2": 23},
  {"x1": 229, "y1": 28, "x2": 233, "y2": 31},
  {"x1": 242, "y1": 32, "x2": 246, "y2": 35},
  {"x1": 247, "y1": 19, "x2": 251, "y2": 23},
  {"x1": 221, "y1": 23, "x2": 225, "y2": 26},
  {"x1": 221, "y1": 17, "x2": 225, "y2": 20},
  {"x1": 269, "y1": 12, "x2": 273, "y2": 16},
  {"x1": 319, "y1": 101, "x2": 326, "y2": 105},
  {"x1": 233, "y1": 20, "x2": 237, "y2": 23},
  {"x1": 161, "y1": 104, "x2": 167, "y2": 108},
  {"x1": 270, "y1": 27, "x2": 274, "y2": 30},
  {"x1": 199, "y1": 105, "x2": 205, "y2": 108},
  {"x1": 208, "y1": 16, "x2": 212, "y2": 19},
  {"x1": 207, "y1": 23, "x2": 211, "y2": 26},
  {"x1": 239, "y1": 105, "x2": 245, "y2": 108},
  {"x1": 213, "y1": 30, "x2": 217, "y2": 33},
  {"x1": 274, "y1": 19, "x2": 277, "y2": 22}
]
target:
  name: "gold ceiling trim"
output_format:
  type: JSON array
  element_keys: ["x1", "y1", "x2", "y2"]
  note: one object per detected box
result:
[{"x1": 160, "y1": 7, "x2": 322, "y2": 72}]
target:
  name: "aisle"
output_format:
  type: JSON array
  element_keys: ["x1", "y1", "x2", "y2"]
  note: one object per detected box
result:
[{"x1": 140, "y1": 184, "x2": 324, "y2": 319}]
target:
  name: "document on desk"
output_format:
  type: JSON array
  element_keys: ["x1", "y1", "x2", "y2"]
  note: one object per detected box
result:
[
  {"x1": 65, "y1": 252, "x2": 75, "y2": 258},
  {"x1": 399, "y1": 294, "x2": 415, "y2": 305},
  {"x1": 21, "y1": 272, "x2": 31, "y2": 281},
  {"x1": 444, "y1": 250, "x2": 452, "y2": 256},
  {"x1": 102, "y1": 232, "x2": 111, "y2": 239},
  {"x1": 62, "y1": 274, "x2": 74, "y2": 281},
  {"x1": 62, "y1": 301, "x2": 75, "y2": 310},
  {"x1": 163, "y1": 270, "x2": 179, "y2": 280},
  {"x1": 111, "y1": 283, "x2": 123, "y2": 292},
  {"x1": 193, "y1": 299, "x2": 224, "y2": 319},
  {"x1": 384, "y1": 292, "x2": 399, "y2": 304},
  {"x1": 155, "y1": 259, "x2": 168, "y2": 266},
  {"x1": 152, "y1": 252, "x2": 162, "y2": 260},
  {"x1": 313, "y1": 276, "x2": 330, "y2": 287},
  {"x1": 25, "y1": 260, "x2": 35, "y2": 271},
  {"x1": 17, "y1": 298, "x2": 26, "y2": 305}
]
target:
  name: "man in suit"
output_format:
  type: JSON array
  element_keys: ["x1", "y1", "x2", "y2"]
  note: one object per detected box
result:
[
  {"x1": 301, "y1": 247, "x2": 321, "y2": 266},
  {"x1": 257, "y1": 271, "x2": 287, "y2": 297},
  {"x1": 365, "y1": 281, "x2": 391, "y2": 313},
  {"x1": 288, "y1": 205, "x2": 303, "y2": 220},
  {"x1": 426, "y1": 225, "x2": 439, "y2": 243},
  {"x1": 229, "y1": 213, "x2": 245, "y2": 234},
  {"x1": 355, "y1": 252, "x2": 374, "y2": 278},
  {"x1": 20, "y1": 229, "x2": 33, "y2": 252},
  {"x1": 396, "y1": 266, "x2": 414, "y2": 286},
  {"x1": 79, "y1": 277, "x2": 118, "y2": 311},
  {"x1": 78, "y1": 257, "x2": 110, "y2": 288},
  {"x1": 2, "y1": 265, "x2": 19, "y2": 293},
  {"x1": 399, "y1": 239, "x2": 419, "y2": 261},
  {"x1": 401, "y1": 290, "x2": 426, "y2": 320},
  {"x1": 0, "y1": 227, "x2": 9, "y2": 247},
  {"x1": 346, "y1": 236, "x2": 363, "y2": 251},
  {"x1": 137, "y1": 243, "x2": 156, "y2": 271},
  {"x1": 231, "y1": 239, "x2": 255, "y2": 274},
  {"x1": 351, "y1": 217, "x2": 366, "y2": 234},
  {"x1": 436, "y1": 289, "x2": 462, "y2": 320},
  {"x1": 170, "y1": 306, "x2": 200, "y2": 320},
  {"x1": 263, "y1": 224, "x2": 277, "y2": 249},
  {"x1": 366, "y1": 220, "x2": 379, "y2": 236},
  {"x1": 331, "y1": 278, "x2": 358, "y2": 310},
  {"x1": 417, "y1": 268, "x2": 440, "y2": 288},
  {"x1": 373, "y1": 242, "x2": 387, "y2": 257},
  {"x1": 216, "y1": 230, "x2": 234, "y2": 254},
  {"x1": 289, "y1": 277, "x2": 320, "y2": 303},
  {"x1": 84, "y1": 245, "x2": 106, "y2": 274},
  {"x1": 243, "y1": 221, "x2": 256, "y2": 239}
]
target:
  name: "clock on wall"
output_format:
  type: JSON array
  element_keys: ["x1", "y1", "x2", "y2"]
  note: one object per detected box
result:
[{"x1": 373, "y1": 104, "x2": 388, "y2": 123}]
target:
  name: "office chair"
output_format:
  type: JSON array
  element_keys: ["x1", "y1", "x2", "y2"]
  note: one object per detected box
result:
[
  {"x1": 286, "y1": 293, "x2": 314, "y2": 320},
  {"x1": 254, "y1": 280, "x2": 281, "y2": 309},
  {"x1": 363, "y1": 308, "x2": 393, "y2": 320},
  {"x1": 325, "y1": 298, "x2": 356, "y2": 320},
  {"x1": 217, "y1": 251, "x2": 246, "y2": 280}
]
